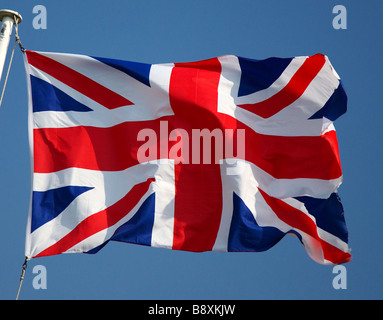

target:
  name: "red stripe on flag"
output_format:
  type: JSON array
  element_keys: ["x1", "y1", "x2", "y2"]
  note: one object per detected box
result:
[
  {"x1": 33, "y1": 123, "x2": 342, "y2": 180},
  {"x1": 170, "y1": 58, "x2": 223, "y2": 251},
  {"x1": 26, "y1": 50, "x2": 133, "y2": 109},
  {"x1": 172, "y1": 163, "x2": 223, "y2": 251},
  {"x1": 34, "y1": 178, "x2": 154, "y2": 258},
  {"x1": 243, "y1": 128, "x2": 342, "y2": 180},
  {"x1": 33, "y1": 125, "x2": 137, "y2": 173},
  {"x1": 33, "y1": 121, "x2": 157, "y2": 173},
  {"x1": 258, "y1": 188, "x2": 351, "y2": 264},
  {"x1": 238, "y1": 54, "x2": 326, "y2": 118}
]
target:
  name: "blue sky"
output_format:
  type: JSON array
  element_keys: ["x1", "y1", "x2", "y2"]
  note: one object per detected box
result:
[{"x1": 0, "y1": 0, "x2": 382, "y2": 300}]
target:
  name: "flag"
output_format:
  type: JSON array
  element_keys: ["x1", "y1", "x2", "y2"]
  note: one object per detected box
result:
[{"x1": 24, "y1": 50, "x2": 351, "y2": 264}]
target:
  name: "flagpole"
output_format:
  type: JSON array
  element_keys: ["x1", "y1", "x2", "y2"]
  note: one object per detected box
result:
[
  {"x1": 0, "y1": 9, "x2": 22, "y2": 83},
  {"x1": 0, "y1": 10, "x2": 24, "y2": 299}
]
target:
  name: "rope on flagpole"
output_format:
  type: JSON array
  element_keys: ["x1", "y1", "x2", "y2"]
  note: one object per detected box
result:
[
  {"x1": 15, "y1": 257, "x2": 28, "y2": 300},
  {"x1": 0, "y1": 15, "x2": 23, "y2": 109},
  {"x1": 13, "y1": 15, "x2": 24, "y2": 53}
]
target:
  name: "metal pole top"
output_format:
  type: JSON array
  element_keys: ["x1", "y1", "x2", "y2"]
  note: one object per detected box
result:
[{"x1": 0, "y1": 9, "x2": 22, "y2": 24}]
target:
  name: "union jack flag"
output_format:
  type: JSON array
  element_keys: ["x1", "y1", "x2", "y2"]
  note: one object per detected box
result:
[{"x1": 24, "y1": 50, "x2": 351, "y2": 264}]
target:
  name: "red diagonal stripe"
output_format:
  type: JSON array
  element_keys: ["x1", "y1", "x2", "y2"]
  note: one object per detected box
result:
[
  {"x1": 34, "y1": 178, "x2": 154, "y2": 258},
  {"x1": 26, "y1": 50, "x2": 133, "y2": 109},
  {"x1": 258, "y1": 188, "x2": 351, "y2": 264},
  {"x1": 238, "y1": 54, "x2": 326, "y2": 118}
]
